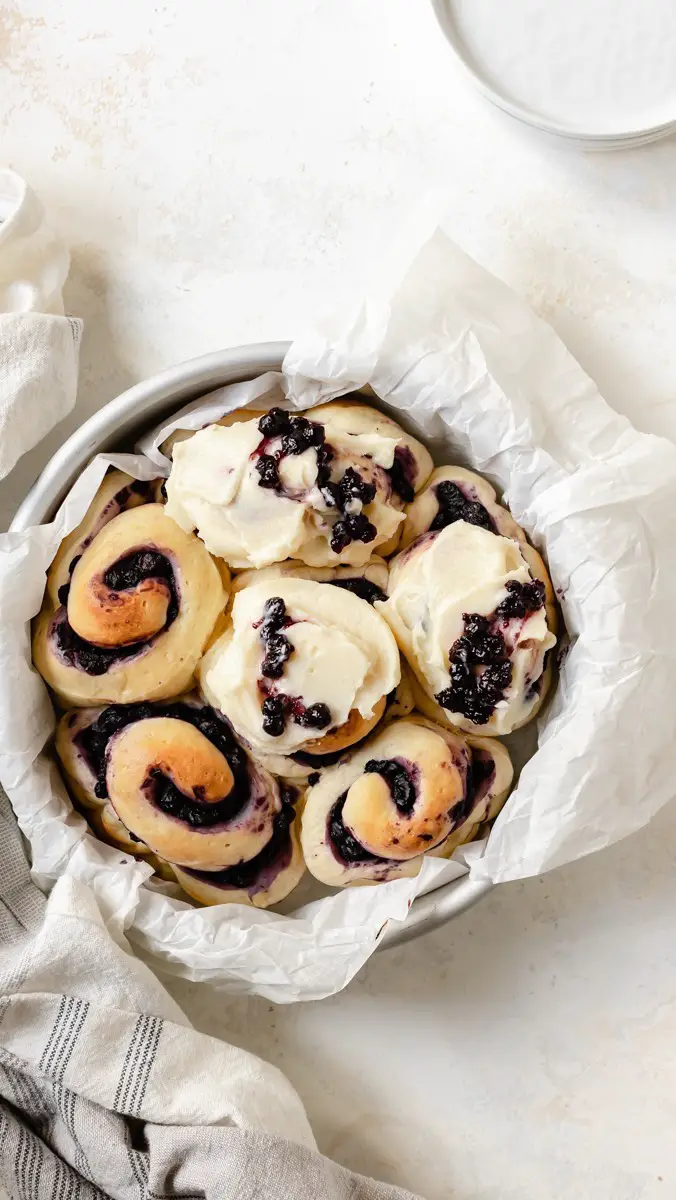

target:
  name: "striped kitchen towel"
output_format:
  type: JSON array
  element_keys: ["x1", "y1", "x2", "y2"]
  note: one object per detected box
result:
[{"x1": 0, "y1": 786, "x2": 420, "y2": 1199}]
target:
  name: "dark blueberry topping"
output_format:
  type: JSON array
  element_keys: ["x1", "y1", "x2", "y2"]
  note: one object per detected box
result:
[
  {"x1": 261, "y1": 696, "x2": 287, "y2": 737},
  {"x1": 103, "y1": 550, "x2": 175, "y2": 628},
  {"x1": 364, "y1": 758, "x2": 417, "y2": 814},
  {"x1": 55, "y1": 621, "x2": 144, "y2": 676},
  {"x1": 185, "y1": 801, "x2": 295, "y2": 892},
  {"x1": 435, "y1": 611, "x2": 513, "y2": 725},
  {"x1": 258, "y1": 407, "x2": 292, "y2": 438},
  {"x1": 387, "y1": 445, "x2": 416, "y2": 504},
  {"x1": 495, "y1": 578, "x2": 546, "y2": 620},
  {"x1": 291, "y1": 745, "x2": 349, "y2": 768},
  {"x1": 74, "y1": 700, "x2": 248, "y2": 809},
  {"x1": 294, "y1": 702, "x2": 331, "y2": 730},
  {"x1": 330, "y1": 521, "x2": 351, "y2": 554},
  {"x1": 345, "y1": 513, "x2": 377, "y2": 543},
  {"x1": 280, "y1": 415, "x2": 325, "y2": 456},
  {"x1": 261, "y1": 633, "x2": 292, "y2": 679},
  {"x1": 329, "y1": 793, "x2": 379, "y2": 864},
  {"x1": 57, "y1": 582, "x2": 70, "y2": 605},
  {"x1": 429, "y1": 481, "x2": 495, "y2": 534},
  {"x1": 146, "y1": 767, "x2": 244, "y2": 827},
  {"x1": 69, "y1": 554, "x2": 82, "y2": 575},
  {"x1": 327, "y1": 577, "x2": 387, "y2": 604},
  {"x1": 307, "y1": 772, "x2": 321, "y2": 786},
  {"x1": 339, "y1": 467, "x2": 376, "y2": 509},
  {"x1": 255, "y1": 454, "x2": 281, "y2": 490},
  {"x1": 262, "y1": 596, "x2": 287, "y2": 631}
]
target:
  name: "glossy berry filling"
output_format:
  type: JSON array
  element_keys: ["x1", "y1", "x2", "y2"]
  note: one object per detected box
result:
[
  {"x1": 326, "y1": 577, "x2": 387, "y2": 605},
  {"x1": 435, "y1": 612, "x2": 512, "y2": 725},
  {"x1": 387, "y1": 445, "x2": 416, "y2": 503},
  {"x1": 363, "y1": 758, "x2": 417, "y2": 814},
  {"x1": 429, "y1": 481, "x2": 496, "y2": 534},
  {"x1": 495, "y1": 579, "x2": 545, "y2": 620},
  {"x1": 328, "y1": 793, "x2": 380, "y2": 864},
  {"x1": 183, "y1": 799, "x2": 295, "y2": 894}
]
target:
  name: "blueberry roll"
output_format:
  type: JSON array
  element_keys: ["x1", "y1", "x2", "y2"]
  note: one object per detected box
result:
[
  {"x1": 301, "y1": 717, "x2": 513, "y2": 887},
  {"x1": 199, "y1": 576, "x2": 400, "y2": 761},
  {"x1": 88, "y1": 803, "x2": 177, "y2": 882},
  {"x1": 33, "y1": 504, "x2": 228, "y2": 707},
  {"x1": 172, "y1": 790, "x2": 305, "y2": 909},
  {"x1": 55, "y1": 698, "x2": 282, "y2": 870},
  {"x1": 164, "y1": 400, "x2": 433, "y2": 570},
  {"x1": 231, "y1": 556, "x2": 390, "y2": 608},
  {"x1": 378, "y1": 520, "x2": 557, "y2": 736}
]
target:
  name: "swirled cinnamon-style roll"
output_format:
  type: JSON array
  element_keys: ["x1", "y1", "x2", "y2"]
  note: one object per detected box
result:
[
  {"x1": 164, "y1": 400, "x2": 433, "y2": 570},
  {"x1": 33, "y1": 503, "x2": 228, "y2": 707},
  {"x1": 199, "y1": 576, "x2": 400, "y2": 762},
  {"x1": 300, "y1": 716, "x2": 513, "y2": 887},
  {"x1": 378, "y1": 520, "x2": 557, "y2": 736},
  {"x1": 54, "y1": 697, "x2": 282, "y2": 871}
]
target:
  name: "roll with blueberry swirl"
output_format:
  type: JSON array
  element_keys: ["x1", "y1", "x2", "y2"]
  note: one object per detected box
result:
[
  {"x1": 55, "y1": 697, "x2": 284, "y2": 873},
  {"x1": 198, "y1": 576, "x2": 401, "y2": 762},
  {"x1": 164, "y1": 400, "x2": 433, "y2": 570},
  {"x1": 378, "y1": 520, "x2": 557, "y2": 736},
  {"x1": 33, "y1": 502, "x2": 228, "y2": 707},
  {"x1": 300, "y1": 716, "x2": 513, "y2": 887}
]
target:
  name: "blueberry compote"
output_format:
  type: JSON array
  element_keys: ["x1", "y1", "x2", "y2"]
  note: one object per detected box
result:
[
  {"x1": 326, "y1": 577, "x2": 387, "y2": 605},
  {"x1": 254, "y1": 408, "x2": 325, "y2": 493},
  {"x1": 257, "y1": 596, "x2": 332, "y2": 737},
  {"x1": 183, "y1": 792, "x2": 296, "y2": 894},
  {"x1": 429, "y1": 481, "x2": 496, "y2": 534},
  {"x1": 75, "y1": 701, "x2": 249, "y2": 826},
  {"x1": 435, "y1": 581, "x2": 545, "y2": 725},
  {"x1": 55, "y1": 548, "x2": 178, "y2": 676},
  {"x1": 328, "y1": 757, "x2": 418, "y2": 864},
  {"x1": 387, "y1": 445, "x2": 416, "y2": 504}
]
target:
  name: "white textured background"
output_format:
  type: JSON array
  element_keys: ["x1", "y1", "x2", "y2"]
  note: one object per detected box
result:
[{"x1": 3, "y1": 2, "x2": 676, "y2": 1197}]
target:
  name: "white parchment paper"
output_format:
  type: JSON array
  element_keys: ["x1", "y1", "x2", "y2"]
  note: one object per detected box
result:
[{"x1": 2, "y1": 217, "x2": 676, "y2": 1001}]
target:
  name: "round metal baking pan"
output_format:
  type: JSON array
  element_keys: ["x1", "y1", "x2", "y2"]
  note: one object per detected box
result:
[{"x1": 11, "y1": 341, "x2": 494, "y2": 950}]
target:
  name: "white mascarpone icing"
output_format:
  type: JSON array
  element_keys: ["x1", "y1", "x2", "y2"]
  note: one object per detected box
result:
[
  {"x1": 164, "y1": 413, "x2": 406, "y2": 569},
  {"x1": 378, "y1": 521, "x2": 556, "y2": 735},
  {"x1": 199, "y1": 577, "x2": 401, "y2": 753}
]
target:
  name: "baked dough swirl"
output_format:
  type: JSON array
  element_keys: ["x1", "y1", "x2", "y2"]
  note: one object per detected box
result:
[
  {"x1": 33, "y1": 502, "x2": 228, "y2": 707},
  {"x1": 55, "y1": 697, "x2": 282, "y2": 871},
  {"x1": 301, "y1": 716, "x2": 513, "y2": 886}
]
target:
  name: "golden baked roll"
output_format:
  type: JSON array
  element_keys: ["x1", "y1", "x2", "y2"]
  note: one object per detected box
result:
[
  {"x1": 300, "y1": 716, "x2": 513, "y2": 887},
  {"x1": 88, "y1": 803, "x2": 177, "y2": 881},
  {"x1": 399, "y1": 466, "x2": 529, "y2": 552},
  {"x1": 47, "y1": 470, "x2": 154, "y2": 609},
  {"x1": 164, "y1": 400, "x2": 433, "y2": 570},
  {"x1": 199, "y1": 576, "x2": 400, "y2": 761},
  {"x1": 378, "y1": 520, "x2": 557, "y2": 736},
  {"x1": 55, "y1": 697, "x2": 283, "y2": 871},
  {"x1": 172, "y1": 789, "x2": 305, "y2": 909},
  {"x1": 33, "y1": 503, "x2": 228, "y2": 707}
]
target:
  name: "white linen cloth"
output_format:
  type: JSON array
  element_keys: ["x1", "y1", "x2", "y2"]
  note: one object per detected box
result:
[{"x1": 0, "y1": 169, "x2": 81, "y2": 481}]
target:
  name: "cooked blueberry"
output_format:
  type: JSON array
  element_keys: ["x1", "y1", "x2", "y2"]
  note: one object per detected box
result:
[
  {"x1": 255, "y1": 454, "x2": 280, "y2": 489},
  {"x1": 68, "y1": 555, "x2": 82, "y2": 575},
  {"x1": 308, "y1": 772, "x2": 321, "y2": 786},
  {"x1": 329, "y1": 794, "x2": 379, "y2": 863},
  {"x1": 387, "y1": 447, "x2": 415, "y2": 503},
  {"x1": 364, "y1": 758, "x2": 416, "y2": 814},
  {"x1": 261, "y1": 696, "x2": 287, "y2": 737},
  {"x1": 316, "y1": 443, "x2": 334, "y2": 486},
  {"x1": 345, "y1": 513, "x2": 377, "y2": 543},
  {"x1": 327, "y1": 578, "x2": 387, "y2": 604},
  {"x1": 281, "y1": 415, "x2": 323, "y2": 456},
  {"x1": 262, "y1": 597, "x2": 287, "y2": 633},
  {"x1": 496, "y1": 579, "x2": 546, "y2": 619},
  {"x1": 295, "y1": 702, "x2": 331, "y2": 729},
  {"x1": 258, "y1": 407, "x2": 291, "y2": 438},
  {"x1": 480, "y1": 661, "x2": 512, "y2": 691},
  {"x1": 330, "y1": 521, "x2": 351, "y2": 553},
  {"x1": 261, "y1": 634, "x2": 292, "y2": 679},
  {"x1": 463, "y1": 613, "x2": 489, "y2": 638},
  {"x1": 57, "y1": 583, "x2": 70, "y2": 605},
  {"x1": 429, "y1": 480, "x2": 495, "y2": 533},
  {"x1": 468, "y1": 633, "x2": 504, "y2": 663},
  {"x1": 339, "y1": 467, "x2": 376, "y2": 509}
]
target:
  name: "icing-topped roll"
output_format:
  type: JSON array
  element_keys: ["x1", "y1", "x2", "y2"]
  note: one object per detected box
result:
[
  {"x1": 164, "y1": 400, "x2": 433, "y2": 570},
  {"x1": 301, "y1": 716, "x2": 513, "y2": 886},
  {"x1": 54, "y1": 697, "x2": 282, "y2": 870},
  {"x1": 172, "y1": 790, "x2": 305, "y2": 909},
  {"x1": 33, "y1": 503, "x2": 228, "y2": 707},
  {"x1": 199, "y1": 576, "x2": 401, "y2": 758},
  {"x1": 378, "y1": 521, "x2": 557, "y2": 736}
]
